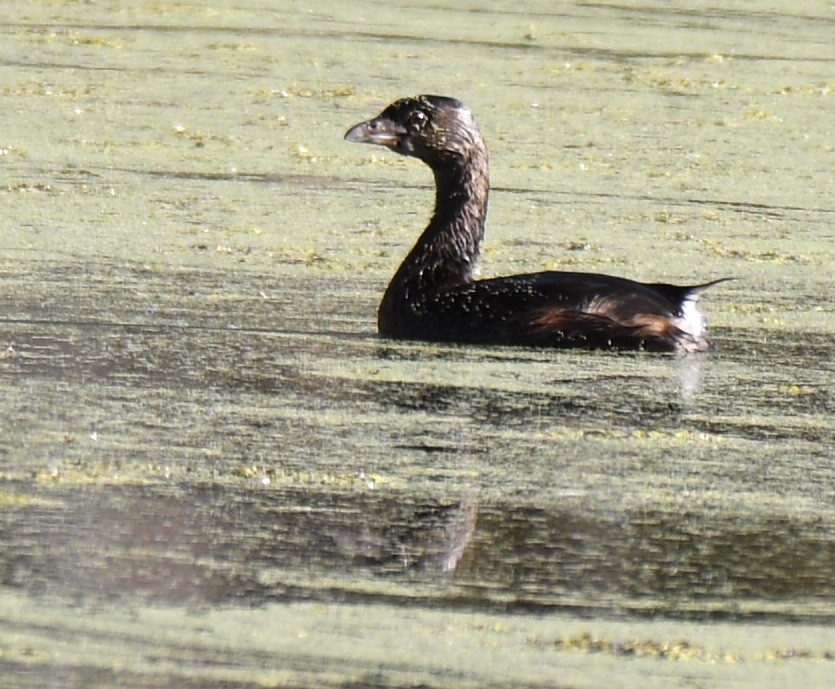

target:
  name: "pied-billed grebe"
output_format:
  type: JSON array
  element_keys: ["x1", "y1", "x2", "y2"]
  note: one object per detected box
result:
[{"x1": 345, "y1": 95, "x2": 725, "y2": 352}]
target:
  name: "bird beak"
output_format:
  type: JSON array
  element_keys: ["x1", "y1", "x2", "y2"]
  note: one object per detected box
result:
[{"x1": 344, "y1": 115, "x2": 405, "y2": 149}]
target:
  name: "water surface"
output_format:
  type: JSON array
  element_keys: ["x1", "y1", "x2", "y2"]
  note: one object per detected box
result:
[{"x1": 1, "y1": 1, "x2": 833, "y2": 687}]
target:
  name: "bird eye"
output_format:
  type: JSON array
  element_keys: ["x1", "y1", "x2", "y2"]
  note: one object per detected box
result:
[{"x1": 406, "y1": 109, "x2": 428, "y2": 133}]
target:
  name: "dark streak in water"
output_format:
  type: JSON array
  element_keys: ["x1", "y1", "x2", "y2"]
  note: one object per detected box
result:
[
  {"x1": 3, "y1": 20, "x2": 833, "y2": 64},
  {"x1": 42, "y1": 163, "x2": 833, "y2": 220},
  {"x1": 0, "y1": 481, "x2": 832, "y2": 623}
]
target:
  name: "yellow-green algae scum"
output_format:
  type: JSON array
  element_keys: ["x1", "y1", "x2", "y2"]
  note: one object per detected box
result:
[{"x1": 1, "y1": 1, "x2": 833, "y2": 688}]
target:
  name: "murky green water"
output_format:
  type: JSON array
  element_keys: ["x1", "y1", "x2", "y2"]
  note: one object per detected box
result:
[{"x1": 1, "y1": 1, "x2": 833, "y2": 687}]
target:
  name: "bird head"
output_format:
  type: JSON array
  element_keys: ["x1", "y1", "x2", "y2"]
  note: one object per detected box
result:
[{"x1": 345, "y1": 95, "x2": 483, "y2": 170}]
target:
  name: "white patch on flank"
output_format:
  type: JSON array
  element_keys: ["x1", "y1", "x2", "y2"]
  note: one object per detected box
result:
[{"x1": 673, "y1": 293, "x2": 706, "y2": 340}]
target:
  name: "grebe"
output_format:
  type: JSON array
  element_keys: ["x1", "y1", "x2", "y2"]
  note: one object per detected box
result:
[{"x1": 345, "y1": 95, "x2": 724, "y2": 352}]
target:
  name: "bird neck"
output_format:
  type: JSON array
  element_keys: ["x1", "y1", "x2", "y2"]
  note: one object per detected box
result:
[{"x1": 390, "y1": 151, "x2": 490, "y2": 292}]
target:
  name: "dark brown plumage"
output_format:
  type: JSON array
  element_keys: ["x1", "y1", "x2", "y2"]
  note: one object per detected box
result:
[{"x1": 345, "y1": 95, "x2": 725, "y2": 352}]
